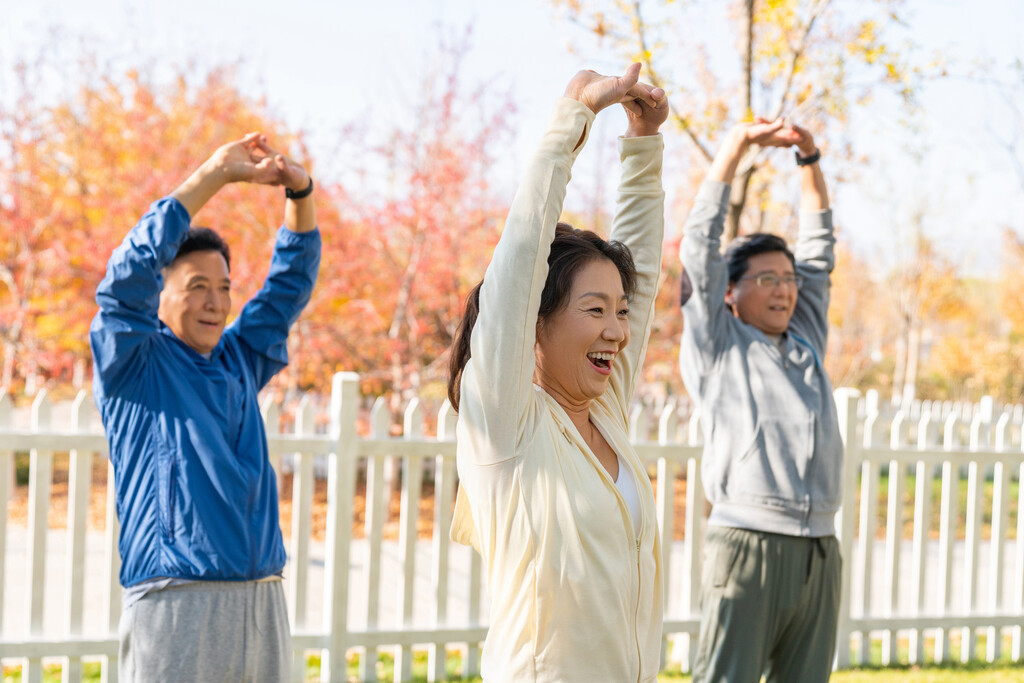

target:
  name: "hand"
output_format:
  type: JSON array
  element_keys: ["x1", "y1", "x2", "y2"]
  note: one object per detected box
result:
[
  {"x1": 204, "y1": 132, "x2": 281, "y2": 186},
  {"x1": 730, "y1": 117, "x2": 804, "y2": 149},
  {"x1": 789, "y1": 122, "x2": 817, "y2": 157},
  {"x1": 623, "y1": 81, "x2": 669, "y2": 137},
  {"x1": 247, "y1": 135, "x2": 311, "y2": 193},
  {"x1": 564, "y1": 63, "x2": 660, "y2": 115}
]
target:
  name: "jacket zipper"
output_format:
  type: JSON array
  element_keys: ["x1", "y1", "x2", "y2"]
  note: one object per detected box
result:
[
  {"x1": 563, "y1": 418, "x2": 646, "y2": 680},
  {"x1": 633, "y1": 534, "x2": 643, "y2": 682}
]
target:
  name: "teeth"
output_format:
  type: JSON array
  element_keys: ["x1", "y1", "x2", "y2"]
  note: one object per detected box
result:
[{"x1": 587, "y1": 352, "x2": 614, "y2": 361}]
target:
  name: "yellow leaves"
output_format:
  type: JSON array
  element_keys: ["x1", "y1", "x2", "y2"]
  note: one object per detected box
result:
[{"x1": 850, "y1": 20, "x2": 884, "y2": 65}]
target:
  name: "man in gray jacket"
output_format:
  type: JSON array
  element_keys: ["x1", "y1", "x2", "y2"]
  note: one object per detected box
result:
[{"x1": 679, "y1": 117, "x2": 840, "y2": 683}]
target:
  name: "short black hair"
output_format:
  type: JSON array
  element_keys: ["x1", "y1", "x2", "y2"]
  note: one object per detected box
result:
[
  {"x1": 725, "y1": 233, "x2": 794, "y2": 283},
  {"x1": 172, "y1": 227, "x2": 231, "y2": 271}
]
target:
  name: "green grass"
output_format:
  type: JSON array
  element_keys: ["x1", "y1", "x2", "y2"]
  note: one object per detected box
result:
[{"x1": 6, "y1": 652, "x2": 1022, "y2": 683}]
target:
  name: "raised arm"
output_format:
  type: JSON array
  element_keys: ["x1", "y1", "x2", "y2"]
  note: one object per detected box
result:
[
  {"x1": 226, "y1": 225, "x2": 321, "y2": 389},
  {"x1": 606, "y1": 85, "x2": 669, "y2": 414},
  {"x1": 91, "y1": 133, "x2": 312, "y2": 395},
  {"x1": 460, "y1": 65, "x2": 653, "y2": 459},
  {"x1": 788, "y1": 124, "x2": 834, "y2": 356},
  {"x1": 680, "y1": 120, "x2": 802, "y2": 372}
]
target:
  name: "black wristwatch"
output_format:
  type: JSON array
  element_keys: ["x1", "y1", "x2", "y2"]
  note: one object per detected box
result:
[
  {"x1": 795, "y1": 148, "x2": 821, "y2": 166},
  {"x1": 286, "y1": 177, "x2": 314, "y2": 200}
]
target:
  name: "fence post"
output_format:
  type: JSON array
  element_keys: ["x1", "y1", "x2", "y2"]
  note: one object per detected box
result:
[
  {"x1": 358, "y1": 397, "x2": 390, "y2": 682},
  {"x1": 23, "y1": 389, "x2": 53, "y2": 683},
  {"x1": 834, "y1": 388, "x2": 860, "y2": 669},
  {"x1": 0, "y1": 392, "x2": 11, "y2": 636},
  {"x1": 394, "y1": 399, "x2": 425, "y2": 682},
  {"x1": 427, "y1": 401, "x2": 457, "y2": 682},
  {"x1": 63, "y1": 390, "x2": 94, "y2": 681},
  {"x1": 655, "y1": 405, "x2": 678, "y2": 669},
  {"x1": 321, "y1": 373, "x2": 360, "y2": 682}
]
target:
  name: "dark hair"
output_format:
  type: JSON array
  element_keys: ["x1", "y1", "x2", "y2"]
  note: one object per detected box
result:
[
  {"x1": 171, "y1": 227, "x2": 231, "y2": 271},
  {"x1": 724, "y1": 233, "x2": 794, "y2": 283},
  {"x1": 446, "y1": 222, "x2": 637, "y2": 410}
]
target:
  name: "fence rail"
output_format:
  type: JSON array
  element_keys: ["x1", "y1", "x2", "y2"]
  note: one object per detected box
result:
[{"x1": 0, "y1": 375, "x2": 1021, "y2": 681}]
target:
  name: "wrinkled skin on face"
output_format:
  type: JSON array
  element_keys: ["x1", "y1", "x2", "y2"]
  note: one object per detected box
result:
[
  {"x1": 534, "y1": 258, "x2": 631, "y2": 409},
  {"x1": 725, "y1": 251, "x2": 797, "y2": 336},
  {"x1": 158, "y1": 250, "x2": 231, "y2": 355}
]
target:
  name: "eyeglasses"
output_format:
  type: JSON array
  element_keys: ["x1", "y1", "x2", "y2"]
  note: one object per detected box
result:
[{"x1": 739, "y1": 272, "x2": 804, "y2": 289}]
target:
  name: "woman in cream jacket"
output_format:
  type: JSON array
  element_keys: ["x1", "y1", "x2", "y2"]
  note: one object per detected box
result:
[{"x1": 447, "y1": 65, "x2": 668, "y2": 683}]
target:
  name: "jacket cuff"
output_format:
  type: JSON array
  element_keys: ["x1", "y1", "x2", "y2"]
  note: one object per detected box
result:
[
  {"x1": 536, "y1": 98, "x2": 596, "y2": 164},
  {"x1": 618, "y1": 134, "x2": 664, "y2": 194},
  {"x1": 696, "y1": 180, "x2": 731, "y2": 210}
]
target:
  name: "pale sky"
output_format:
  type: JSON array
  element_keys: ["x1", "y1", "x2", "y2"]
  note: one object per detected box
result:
[{"x1": 2, "y1": 0, "x2": 1022, "y2": 274}]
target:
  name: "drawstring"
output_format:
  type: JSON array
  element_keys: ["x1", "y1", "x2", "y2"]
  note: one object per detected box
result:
[
  {"x1": 805, "y1": 537, "x2": 826, "y2": 583},
  {"x1": 252, "y1": 581, "x2": 265, "y2": 636}
]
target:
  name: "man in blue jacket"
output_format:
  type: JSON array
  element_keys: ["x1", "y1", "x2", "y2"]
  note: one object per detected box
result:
[
  {"x1": 90, "y1": 132, "x2": 320, "y2": 682},
  {"x1": 679, "y1": 117, "x2": 840, "y2": 683}
]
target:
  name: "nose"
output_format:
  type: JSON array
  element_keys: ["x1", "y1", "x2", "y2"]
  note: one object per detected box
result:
[
  {"x1": 204, "y1": 288, "x2": 226, "y2": 312},
  {"x1": 603, "y1": 317, "x2": 627, "y2": 343}
]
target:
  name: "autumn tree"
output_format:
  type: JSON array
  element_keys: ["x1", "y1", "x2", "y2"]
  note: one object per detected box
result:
[
  {"x1": 299, "y1": 34, "x2": 516, "y2": 408},
  {"x1": 551, "y1": 0, "x2": 930, "y2": 241},
  {"x1": 0, "y1": 52, "x2": 340, "y2": 394}
]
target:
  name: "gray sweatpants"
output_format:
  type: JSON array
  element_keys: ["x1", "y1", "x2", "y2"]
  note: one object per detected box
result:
[
  {"x1": 118, "y1": 579, "x2": 291, "y2": 683},
  {"x1": 693, "y1": 526, "x2": 841, "y2": 683}
]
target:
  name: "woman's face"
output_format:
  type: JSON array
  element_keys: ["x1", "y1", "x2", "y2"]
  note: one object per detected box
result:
[{"x1": 534, "y1": 258, "x2": 630, "y2": 407}]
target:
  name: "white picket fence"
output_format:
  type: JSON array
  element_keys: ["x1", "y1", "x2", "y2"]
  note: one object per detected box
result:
[{"x1": 0, "y1": 374, "x2": 1021, "y2": 682}]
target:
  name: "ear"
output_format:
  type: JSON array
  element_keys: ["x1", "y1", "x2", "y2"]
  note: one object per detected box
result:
[{"x1": 724, "y1": 281, "x2": 736, "y2": 307}]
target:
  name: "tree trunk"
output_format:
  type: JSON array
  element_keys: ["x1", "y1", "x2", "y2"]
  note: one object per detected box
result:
[
  {"x1": 1, "y1": 340, "x2": 13, "y2": 390},
  {"x1": 725, "y1": 163, "x2": 754, "y2": 243},
  {"x1": 723, "y1": 0, "x2": 756, "y2": 244},
  {"x1": 739, "y1": 0, "x2": 754, "y2": 121},
  {"x1": 901, "y1": 320, "x2": 921, "y2": 407}
]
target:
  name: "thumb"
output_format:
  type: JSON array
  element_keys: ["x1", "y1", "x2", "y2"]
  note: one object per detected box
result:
[{"x1": 620, "y1": 63, "x2": 641, "y2": 90}]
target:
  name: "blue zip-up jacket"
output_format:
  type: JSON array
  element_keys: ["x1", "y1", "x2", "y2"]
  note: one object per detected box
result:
[{"x1": 90, "y1": 197, "x2": 321, "y2": 587}]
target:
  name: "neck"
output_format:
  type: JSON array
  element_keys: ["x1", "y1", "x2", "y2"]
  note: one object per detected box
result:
[{"x1": 534, "y1": 375, "x2": 592, "y2": 436}]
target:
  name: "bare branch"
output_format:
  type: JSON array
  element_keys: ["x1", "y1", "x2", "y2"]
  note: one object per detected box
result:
[
  {"x1": 629, "y1": 0, "x2": 713, "y2": 162},
  {"x1": 769, "y1": 0, "x2": 833, "y2": 121}
]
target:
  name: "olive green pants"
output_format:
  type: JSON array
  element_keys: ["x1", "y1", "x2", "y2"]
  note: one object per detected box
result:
[{"x1": 693, "y1": 526, "x2": 842, "y2": 683}]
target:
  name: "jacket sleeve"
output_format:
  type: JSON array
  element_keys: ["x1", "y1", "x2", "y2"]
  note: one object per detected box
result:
[
  {"x1": 225, "y1": 226, "x2": 321, "y2": 390},
  {"x1": 678, "y1": 181, "x2": 732, "y2": 377},
  {"x1": 459, "y1": 97, "x2": 595, "y2": 464},
  {"x1": 789, "y1": 209, "x2": 835, "y2": 359},
  {"x1": 605, "y1": 134, "x2": 665, "y2": 421},
  {"x1": 90, "y1": 197, "x2": 191, "y2": 398}
]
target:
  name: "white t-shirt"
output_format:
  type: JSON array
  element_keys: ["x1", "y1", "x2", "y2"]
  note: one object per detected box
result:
[{"x1": 615, "y1": 457, "x2": 642, "y2": 537}]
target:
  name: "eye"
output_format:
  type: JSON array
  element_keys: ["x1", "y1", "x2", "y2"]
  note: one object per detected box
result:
[
  {"x1": 617, "y1": 308, "x2": 629, "y2": 318},
  {"x1": 588, "y1": 307, "x2": 604, "y2": 315}
]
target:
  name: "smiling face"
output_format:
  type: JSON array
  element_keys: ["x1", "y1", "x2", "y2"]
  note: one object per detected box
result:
[
  {"x1": 158, "y1": 250, "x2": 231, "y2": 354},
  {"x1": 534, "y1": 258, "x2": 630, "y2": 408},
  {"x1": 725, "y1": 250, "x2": 797, "y2": 335}
]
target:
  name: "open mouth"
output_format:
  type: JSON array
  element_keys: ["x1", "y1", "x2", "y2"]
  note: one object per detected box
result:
[{"x1": 587, "y1": 351, "x2": 614, "y2": 371}]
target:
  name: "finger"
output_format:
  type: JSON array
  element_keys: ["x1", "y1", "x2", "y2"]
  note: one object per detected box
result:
[
  {"x1": 621, "y1": 99, "x2": 643, "y2": 117},
  {"x1": 619, "y1": 62, "x2": 641, "y2": 92},
  {"x1": 625, "y1": 80, "x2": 658, "y2": 108}
]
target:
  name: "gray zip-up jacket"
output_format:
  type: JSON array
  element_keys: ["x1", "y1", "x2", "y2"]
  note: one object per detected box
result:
[{"x1": 679, "y1": 180, "x2": 841, "y2": 537}]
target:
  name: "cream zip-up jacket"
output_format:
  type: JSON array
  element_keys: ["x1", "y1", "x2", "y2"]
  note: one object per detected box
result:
[{"x1": 450, "y1": 98, "x2": 665, "y2": 683}]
